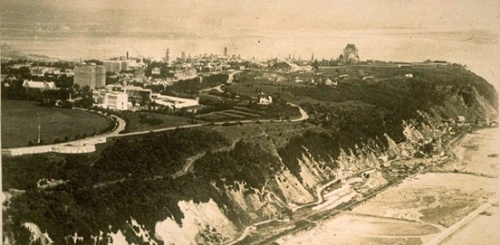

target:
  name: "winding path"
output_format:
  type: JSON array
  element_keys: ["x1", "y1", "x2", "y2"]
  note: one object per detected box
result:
[
  {"x1": 3, "y1": 70, "x2": 309, "y2": 156},
  {"x1": 200, "y1": 71, "x2": 241, "y2": 93},
  {"x1": 223, "y1": 168, "x2": 372, "y2": 245}
]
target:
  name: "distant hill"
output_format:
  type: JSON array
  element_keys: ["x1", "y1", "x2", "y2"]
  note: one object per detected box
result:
[{"x1": 1, "y1": 43, "x2": 58, "y2": 61}]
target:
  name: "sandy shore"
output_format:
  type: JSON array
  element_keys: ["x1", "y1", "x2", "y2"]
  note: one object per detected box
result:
[
  {"x1": 441, "y1": 205, "x2": 499, "y2": 245},
  {"x1": 277, "y1": 127, "x2": 499, "y2": 245}
]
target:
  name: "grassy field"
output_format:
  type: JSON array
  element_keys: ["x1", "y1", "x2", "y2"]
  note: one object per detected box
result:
[
  {"x1": 117, "y1": 111, "x2": 193, "y2": 133},
  {"x1": 229, "y1": 66, "x2": 490, "y2": 107},
  {"x1": 1, "y1": 99, "x2": 111, "y2": 148}
]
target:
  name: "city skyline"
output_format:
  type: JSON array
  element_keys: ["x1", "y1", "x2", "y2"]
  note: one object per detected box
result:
[{"x1": 1, "y1": 0, "x2": 499, "y2": 88}]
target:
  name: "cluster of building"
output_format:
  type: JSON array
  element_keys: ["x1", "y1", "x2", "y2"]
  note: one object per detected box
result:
[
  {"x1": 70, "y1": 47, "x2": 247, "y2": 91},
  {"x1": 28, "y1": 66, "x2": 74, "y2": 77},
  {"x1": 92, "y1": 84, "x2": 199, "y2": 111},
  {"x1": 66, "y1": 48, "x2": 248, "y2": 111},
  {"x1": 171, "y1": 49, "x2": 244, "y2": 73}
]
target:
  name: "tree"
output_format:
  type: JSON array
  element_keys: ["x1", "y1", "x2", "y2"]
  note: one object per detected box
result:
[
  {"x1": 73, "y1": 83, "x2": 80, "y2": 92},
  {"x1": 313, "y1": 60, "x2": 319, "y2": 76},
  {"x1": 82, "y1": 85, "x2": 90, "y2": 93}
]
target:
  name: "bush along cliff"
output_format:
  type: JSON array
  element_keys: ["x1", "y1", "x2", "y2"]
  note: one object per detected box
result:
[{"x1": 2, "y1": 66, "x2": 498, "y2": 244}]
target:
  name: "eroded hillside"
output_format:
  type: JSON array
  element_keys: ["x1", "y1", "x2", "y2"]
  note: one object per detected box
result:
[{"x1": 2, "y1": 66, "x2": 498, "y2": 245}]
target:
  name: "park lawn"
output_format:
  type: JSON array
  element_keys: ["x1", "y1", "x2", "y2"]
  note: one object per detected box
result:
[
  {"x1": 118, "y1": 111, "x2": 193, "y2": 133},
  {"x1": 1, "y1": 99, "x2": 111, "y2": 148}
]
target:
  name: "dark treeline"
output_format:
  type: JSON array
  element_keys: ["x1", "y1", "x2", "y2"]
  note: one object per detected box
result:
[
  {"x1": 3, "y1": 129, "x2": 263, "y2": 244},
  {"x1": 277, "y1": 67, "x2": 498, "y2": 181},
  {"x1": 164, "y1": 74, "x2": 228, "y2": 95},
  {"x1": 195, "y1": 140, "x2": 282, "y2": 190}
]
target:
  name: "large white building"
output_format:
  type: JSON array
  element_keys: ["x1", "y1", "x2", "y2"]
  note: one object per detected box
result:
[
  {"x1": 152, "y1": 93, "x2": 199, "y2": 109},
  {"x1": 104, "y1": 93, "x2": 128, "y2": 110},
  {"x1": 93, "y1": 90, "x2": 128, "y2": 110}
]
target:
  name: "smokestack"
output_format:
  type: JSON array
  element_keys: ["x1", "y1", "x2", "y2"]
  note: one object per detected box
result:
[{"x1": 126, "y1": 51, "x2": 129, "y2": 59}]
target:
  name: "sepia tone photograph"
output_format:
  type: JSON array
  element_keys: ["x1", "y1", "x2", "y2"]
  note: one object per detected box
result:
[{"x1": 1, "y1": 0, "x2": 499, "y2": 244}]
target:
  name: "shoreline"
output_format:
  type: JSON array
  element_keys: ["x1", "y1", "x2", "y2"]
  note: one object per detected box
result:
[
  {"x1": 250, "y1": 126, "x2": 498, "y2": 245},
  {"x1": 425, "y1": 202, "x2": 495, "y2": 245}
]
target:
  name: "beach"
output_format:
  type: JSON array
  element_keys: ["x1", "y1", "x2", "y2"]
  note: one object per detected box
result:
[{"x1": 277, "y1": 127, "x2": 499, "y2": 245}]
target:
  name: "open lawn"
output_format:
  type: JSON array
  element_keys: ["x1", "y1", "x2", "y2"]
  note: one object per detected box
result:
[
  {"x1": 1, "y1": 99, "x2": 111, "y2": 148},
  {"x1": 118, "y1": 111, "x2": 192, "y2": 133},
  {"x1": 229, "y1": 66, "x2": 491, "y2": 108}
]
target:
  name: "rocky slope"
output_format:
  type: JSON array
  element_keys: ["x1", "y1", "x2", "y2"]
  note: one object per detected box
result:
[{"x1": 2, "y1": 67, "x2": 498, "y2": 245}]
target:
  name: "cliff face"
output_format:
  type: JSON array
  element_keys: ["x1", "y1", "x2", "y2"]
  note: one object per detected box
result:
[
  {"x1": 131, "y1": 75, "x2": 497, "y2": 244},
  {"x1": 3, "y1": 68, "x2": 498, "y2": 245}
]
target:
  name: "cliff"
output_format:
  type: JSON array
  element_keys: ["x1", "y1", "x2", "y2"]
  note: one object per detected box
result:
[{"x1": 2, "y1": 67, "x2": 498, "y2": 244}]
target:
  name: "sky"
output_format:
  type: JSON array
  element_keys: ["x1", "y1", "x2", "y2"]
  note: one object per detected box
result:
[{"x1": 1, "y1": 0, "x2": 499, "y2": 39}]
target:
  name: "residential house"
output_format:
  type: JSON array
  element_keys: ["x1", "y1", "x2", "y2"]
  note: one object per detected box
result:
[
  {"x1": 22, "y1": 80, "x2": 57, "y2": 90},
  {"x1": 257, "y1": 92, "x2": 273, "y2": 105},
  {"x1": 152, "y1": 67, "x2": 161, "y2": 75}
]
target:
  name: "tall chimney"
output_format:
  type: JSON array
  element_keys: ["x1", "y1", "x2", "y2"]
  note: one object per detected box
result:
[{"x1": 126, "y1": 51, "x2": 129, "y2": 59}]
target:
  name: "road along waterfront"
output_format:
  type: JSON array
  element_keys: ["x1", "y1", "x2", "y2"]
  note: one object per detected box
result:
[{"x1": 270, "y1": 127, "x2": 499, "y2": 245}]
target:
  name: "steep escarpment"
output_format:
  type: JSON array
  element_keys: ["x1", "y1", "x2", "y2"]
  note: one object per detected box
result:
[
  {"x1": 279, "y1": 67, "x2": 497, "y2": 178},
  {"x1": 2, "y1": 67, "x2": 498, "y2": 244}
]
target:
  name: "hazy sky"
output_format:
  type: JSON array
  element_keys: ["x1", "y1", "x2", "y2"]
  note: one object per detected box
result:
[{"x1": 2, "y1": 0, "x2": 499, "y2": 38}]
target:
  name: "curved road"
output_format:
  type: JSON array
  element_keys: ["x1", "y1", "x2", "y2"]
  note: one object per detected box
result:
[
  {"x1": 3, "y1": 112, "x2": 126, "y2": 156},
  {"x1": 200, "y1": 70, "x2": 241, "y2": 93},
  {"x1": 224, "y1": 167, "x2": 371, "y2": 245},
  {"x1": 3, "y1": 70, "x2": 309, "y2": 155}
]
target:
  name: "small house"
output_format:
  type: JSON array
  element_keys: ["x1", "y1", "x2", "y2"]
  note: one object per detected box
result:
[
  {"x1": 22, "y1": 80, "x2": 57, "y2": 90},
  {"x1": 257, "y1": 92, "x2": 273, "y2": 105},
  {"x1": 151, "y1": 67, "x2": 161, "y2": 75}
]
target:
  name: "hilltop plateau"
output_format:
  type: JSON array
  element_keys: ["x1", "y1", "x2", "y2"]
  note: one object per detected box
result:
[{"x1": 2, "y1": 65, "x2": 498, "y2": 245}]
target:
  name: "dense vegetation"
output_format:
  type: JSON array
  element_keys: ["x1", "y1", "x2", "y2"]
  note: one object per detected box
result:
[
  {"x1": 1, "y1": 78, "x2": 73, "y2": 101},
  {"x1": 235, "y1": 66, "x2": 498, "y2": 181},
  {"x1": 3, "y1": 129, "x2": 285, "y2": 244},
  {"x1": 195, "y1": 141, "x2": 282, "y2": 190},
  {"x1": 3, "y1": 65, "x2": 498, "y2": 244},
  {"x1": 164, "y1": 73, "x2": 228, "y2": 95}
]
